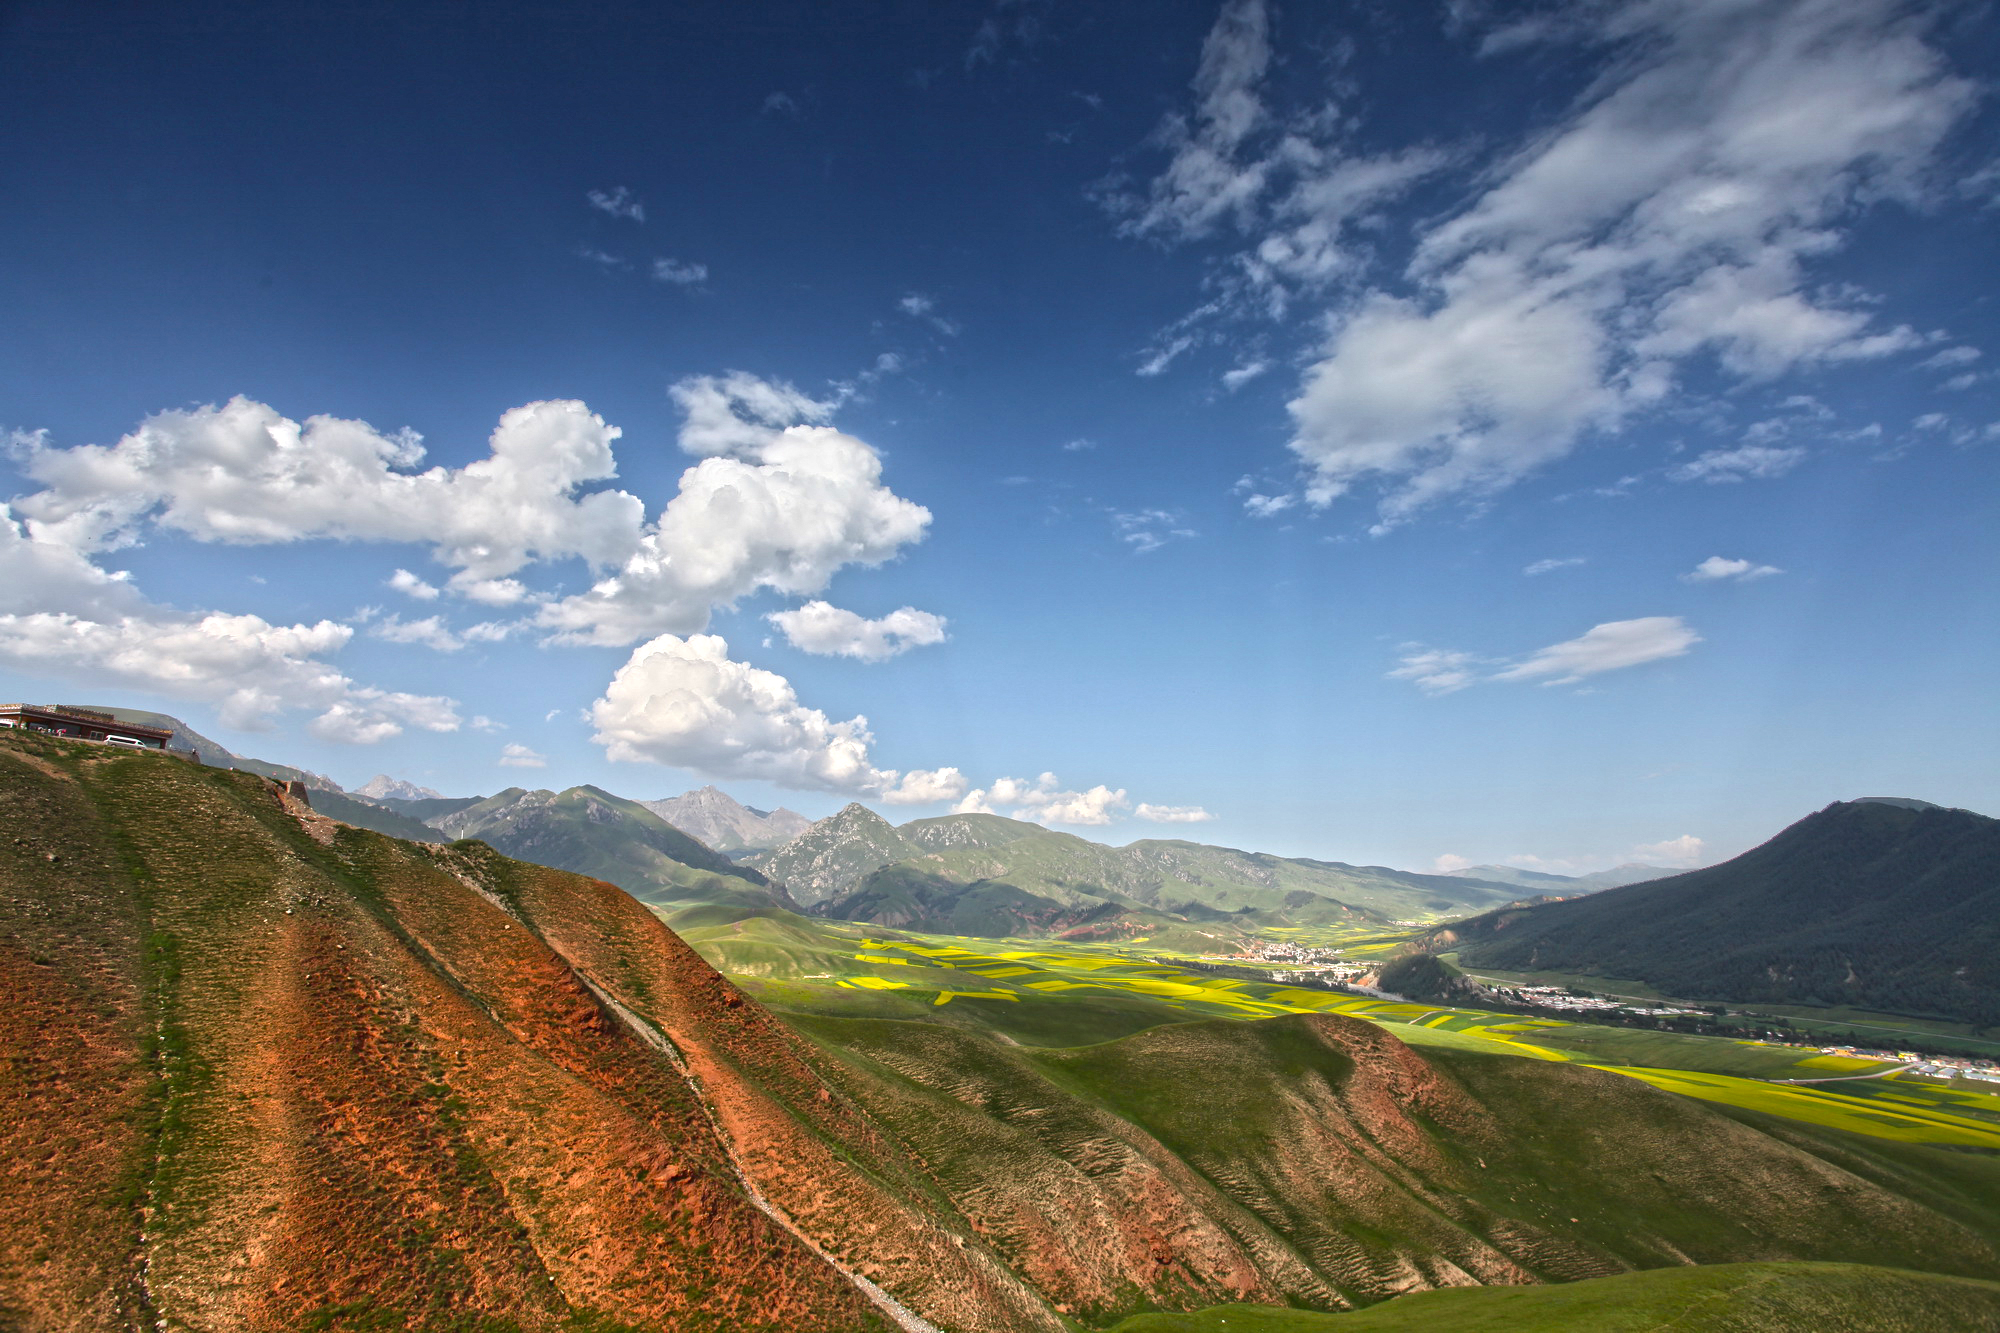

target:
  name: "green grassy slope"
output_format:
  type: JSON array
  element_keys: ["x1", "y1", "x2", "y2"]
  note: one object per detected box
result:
[
  {"x1": 1106, "y1": 1262, "x2": 2000, "y2": 1332},
  {"x1": 761, "y1": 808, "x2": 1523, "y2": 939},
  {"x1": 822, "y1": 820, "x2": 1522, "y2": 939},
  {"x1": 1441, "y1": 800, "x2": 2000, "y2": 1025},
  {"x1": 781, "y1": 1009, "x2": 2000, "y2": 1326}
]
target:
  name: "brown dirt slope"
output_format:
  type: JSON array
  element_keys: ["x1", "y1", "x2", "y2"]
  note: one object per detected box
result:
[{"x1": 0, "y1": 731, "x2": 1055, "y2": 1333}]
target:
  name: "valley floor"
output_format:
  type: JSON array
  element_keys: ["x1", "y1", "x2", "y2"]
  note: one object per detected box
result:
[{"x1": 674, "y1": 910, "x2": 2000, "y2": 1162}]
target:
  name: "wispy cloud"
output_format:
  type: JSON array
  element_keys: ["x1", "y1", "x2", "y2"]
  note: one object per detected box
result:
[
  {"x1": 898, "y1": 291, "x2": 961, "y2": 336},
  {"x1": 1110, "y1": 0, "x2": 1971, "y2": 527},
  {"x1": 1394, "y1": 617, "x2": 1700, "y2": 694},
  {"x1": 1523, "y1": 557, "x2": 1586, "y2": 577},
  {"x1": 1109, "y1": 507, "x2": 1196, "y2": 553},
  {"x1": 651, "y1": 258, "x2": 708, "y2": 286},
  {"x1": 1492, "y1": 618, "x2": 1701, "y2": 687},
  {"x1": 586, "y1": 187, "x2": 644, "y2": 222},
  {"x1": 1669, "y1": 445, "x2": 1805, "y2": 484}
]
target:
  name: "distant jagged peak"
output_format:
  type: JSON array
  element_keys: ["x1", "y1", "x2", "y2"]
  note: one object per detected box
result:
[
  {"x1": 642, "y1": 784, "x2": 811, "y2": 851},
  {"x1": 828, "y1": 801, "x2": 893, "y2": 827},
  {"x1": 356, "y1": 774, "x2": 446, "y2": 802}
]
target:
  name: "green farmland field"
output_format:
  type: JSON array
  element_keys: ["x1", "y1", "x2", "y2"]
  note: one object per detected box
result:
[{"x1": 662, "y1": 904, "x2": 2000, "y2": 1155}]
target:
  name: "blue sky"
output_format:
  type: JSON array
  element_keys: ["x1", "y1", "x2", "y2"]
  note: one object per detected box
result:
[{"x1": 3, "y1": 0, "x2": 1996, "y2": 874}]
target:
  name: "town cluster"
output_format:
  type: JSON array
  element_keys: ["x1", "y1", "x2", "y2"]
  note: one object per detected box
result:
[
  {"x1": 1494, "y1": 983, "x2": 1698, "y2": 1017},
  {"x1": 1230, "y1": 940, "x2": 1368, "y2": 983},
  {"x1": 1816, "y1": 1046, "x2": 2000, "y2": 1083}
]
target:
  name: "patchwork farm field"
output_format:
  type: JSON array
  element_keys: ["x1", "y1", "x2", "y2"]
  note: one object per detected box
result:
[{"x1": 670, "y1": 908, "x2": 2000, "y2": 1154}]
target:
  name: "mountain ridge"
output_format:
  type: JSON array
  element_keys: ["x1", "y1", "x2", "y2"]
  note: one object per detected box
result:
[
  {"x1": 1431, "y1": 799, "x2": 2000, "y2": 1025},
  {"x1": 641, "y1": 784, "x2": 811, "y2": 854}
]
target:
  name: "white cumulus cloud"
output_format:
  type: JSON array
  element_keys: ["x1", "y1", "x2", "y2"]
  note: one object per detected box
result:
[
  {"x1": 1684, "y1": 556, "x2": 1783, "y2": 582},
  {"x1": 880, "y1": 767, "x2": 970, "y2": 805},
  {"x1": 953, "y1": 772, "x2": 1133, "y2": 826},
  {"x1": 590, "y1": 632, "x2": 899, "y2": 792},
  {"x1": 388, "y1": 568, "x2": 441, "y2": 600},
  {"x1": 766, "y1": 601, "x2": 948, "y2": 662},
  {"x1": 498, "y1": 743, "x2": 547, "y2": 768},
  {"x1": 14, "y1": 396, "x2": 643, "y2": 590},
  {"x1": 1634, "y1": 834, "x2": 1705, "y2": 867},
  {"x1": 0, "y1": 503, "x2": 458, "y2": 741},
  {"x1": 1134, "y1": 803, "x2": 1215, "y2": 823}
]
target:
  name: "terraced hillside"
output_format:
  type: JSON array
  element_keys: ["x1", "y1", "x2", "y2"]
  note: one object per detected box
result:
[{"x1": 6, "y1": 731, "x2": 1998, "y2": 1332}]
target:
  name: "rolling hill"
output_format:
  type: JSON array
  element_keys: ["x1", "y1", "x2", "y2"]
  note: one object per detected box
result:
[
  {"x1": 1434, "y1": 798, "x2": 2000, "y2": 1026},
  {"x1": 5, "y1": 729, "x2": 2000, "y2": 1330},
  {"x1": 1445, "y1": 863, "x2": 1674, "y2": 893},
  {"x1": 761, "y1": 807, "x2": 1527, "y2": 939}
]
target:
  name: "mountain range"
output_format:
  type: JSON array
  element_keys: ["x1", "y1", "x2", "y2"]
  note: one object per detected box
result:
[
  {"x1": 427, "y1": 784, "x2": 795, "y2": 914},
  {"x1": 1444, "y1": 863, "x2": 1675, "y2": 892},
  {"x1": 8, "y1": 724, "x2": 1999, "y2": 1331},
  {"x1": 354, "y1": 773, "x2": 445, "y2": 801},
  {"x1": 640, "y1": 784, "x2": 810, "y2": 855},
  {"x1": 46, "y1": 706, "x2": 1584, "y2": 938},
  {"x1": 1430, "y1": 798, "x2": 2000, "y2": 1026},
  {"x1": 745, "y1": 803, "x2": 1534, "y2": 939}
]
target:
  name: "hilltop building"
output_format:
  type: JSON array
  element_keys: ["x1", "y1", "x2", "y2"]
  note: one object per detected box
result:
[{"x1": 0, "y1": 704, "x2": 174, "y2": 750}]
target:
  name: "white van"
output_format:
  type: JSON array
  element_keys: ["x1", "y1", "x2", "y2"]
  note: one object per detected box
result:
[{"x1": 106, "y1": 735, "x2": 145, "y2": 747}]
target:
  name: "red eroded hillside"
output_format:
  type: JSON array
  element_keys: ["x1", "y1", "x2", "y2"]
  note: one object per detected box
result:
[{"x1": 0, "y1": 732, "x2": 1055, "y2": 1333}]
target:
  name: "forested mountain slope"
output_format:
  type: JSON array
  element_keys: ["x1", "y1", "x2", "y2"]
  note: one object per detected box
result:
[{"x1": 1437, "y1": 799, "x2": 2000, "y2": 1025}]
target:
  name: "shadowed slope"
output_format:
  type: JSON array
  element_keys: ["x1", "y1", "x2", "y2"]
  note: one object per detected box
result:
[{"x1": 1437, "y1": 800, "x2": 2000, "y2": 1023}]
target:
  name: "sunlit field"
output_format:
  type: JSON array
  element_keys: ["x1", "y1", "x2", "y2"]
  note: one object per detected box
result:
[{"x1": 667, "y1": 908, "x2": 2000, "y2": 1154}]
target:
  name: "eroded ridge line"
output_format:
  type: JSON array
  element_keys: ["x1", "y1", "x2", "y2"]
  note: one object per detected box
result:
[{"x1": 580, "y1": 978, "x2": 947, "y2": 1333}]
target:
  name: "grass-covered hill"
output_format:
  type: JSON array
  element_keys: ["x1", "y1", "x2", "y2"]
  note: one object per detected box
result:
[
  {"x1": 761, "y1": 807, "x2": 1525, "y2": 939},
  {"x1": 1434, "y1": 798, "x2": 2000, "y2": 1026},
  {"x1": 8, "y1": 734, "x2": 1998, "y2": 1331},
  {"x1": 1107, "y1": 1262, "x2": 2000, "y2": 1331},
  {"x1": 429, "y1": 783, "x2": 793, "y2": 909}
]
